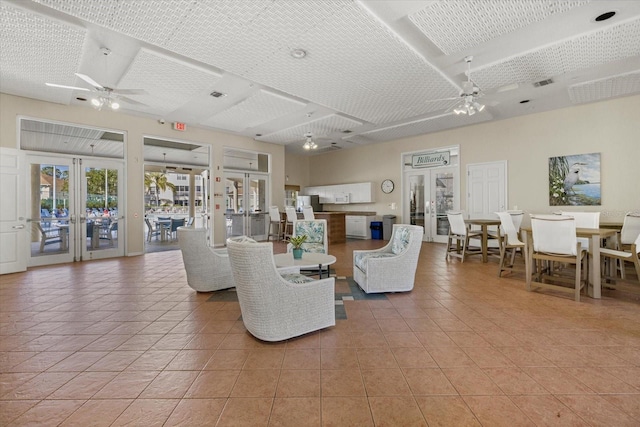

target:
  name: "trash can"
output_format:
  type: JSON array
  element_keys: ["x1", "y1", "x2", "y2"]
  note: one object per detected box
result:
[
  {"x1": 383, "y1": 215, "x2": 396, "y2": 240},
  {"x1": 370, "y1": 221, "x2": 383, "y2": 240}
]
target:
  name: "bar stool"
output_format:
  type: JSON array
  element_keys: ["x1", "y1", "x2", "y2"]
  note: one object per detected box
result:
[
  {"x1": 284, "y1": 206, "x2": 297, "y2": 240},
  {"x1": 268, "y1": 206, "x2": 283, "y2": 241}
]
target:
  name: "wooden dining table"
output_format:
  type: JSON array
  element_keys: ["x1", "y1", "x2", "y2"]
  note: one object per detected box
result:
[
  {"x1": 521, "y1": 226, "x2": 617, "y2": 299},
  {"x1": 464, "y1": 218, "x2": 501, "y2": 262}
]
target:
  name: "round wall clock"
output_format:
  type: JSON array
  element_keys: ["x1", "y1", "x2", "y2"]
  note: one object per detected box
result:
[{"x1": 381, "y1": 179, "x2": 394, "y2": 194}]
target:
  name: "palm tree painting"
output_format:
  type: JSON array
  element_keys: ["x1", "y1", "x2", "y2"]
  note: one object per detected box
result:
[{"x1": 549, "y1": 152, "x2": 600, "y2": 206}]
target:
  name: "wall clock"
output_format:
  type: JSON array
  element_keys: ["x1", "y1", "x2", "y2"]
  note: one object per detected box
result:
[{"x1": 381, "y1": 179, "x2": 394, "y2": 194}]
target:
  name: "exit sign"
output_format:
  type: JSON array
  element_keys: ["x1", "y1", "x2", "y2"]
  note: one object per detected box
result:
[{"x1": 173, "y1": 122, "x2": 186, "y2": 131}]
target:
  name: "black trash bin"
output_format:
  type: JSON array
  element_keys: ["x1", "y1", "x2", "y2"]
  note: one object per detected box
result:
[
  {"x1": 382, "y1": 215, "x2": 396, "y2": 240},
  {"x1": 370, "y1": 221, "x2": 383, "y2": 240}
]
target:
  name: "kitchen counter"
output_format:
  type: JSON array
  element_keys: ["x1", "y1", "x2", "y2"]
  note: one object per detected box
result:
[
  {"x1": 314, "y1": 212, "x2": 346, "y2": 244},
  {"x1": 323, "y1": 211, "x2": 377, "y2": 216}
]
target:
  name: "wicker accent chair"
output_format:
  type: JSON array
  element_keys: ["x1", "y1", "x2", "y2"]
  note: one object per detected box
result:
[
  {"x1": 353, "y1": 224, "x2": 423, "y2": 293},
  {"x1": 177, "y1": 227, "x2": 235, "y2": 292},
  {"x1": 226, "y1": 237, "x2": 335, "y2": 341}
]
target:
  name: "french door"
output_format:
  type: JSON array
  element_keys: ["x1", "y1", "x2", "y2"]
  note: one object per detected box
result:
[
  {"x1": 27, "y1": 154, "x2": 124, "y2": 267},
  {"x1": 404, "y1": 166, "x2": 457, "y2": 243},
  {"x1": 224, "y1": 172, "x2": 268, "y2": 240}
]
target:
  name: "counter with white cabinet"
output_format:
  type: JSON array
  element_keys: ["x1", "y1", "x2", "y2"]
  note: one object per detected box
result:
[{"x1": 344, "y1": 212, "x2": 376, "y2": 239}]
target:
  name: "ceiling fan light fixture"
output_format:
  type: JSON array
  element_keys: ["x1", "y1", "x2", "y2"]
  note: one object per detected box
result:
[
  {"x1": 110, "y1": 100, "x2": 120, "y2": 110},
  {"x1": 303, "y1": 133, "x2": 317, "y2": 150},
  {"x1": 91, "y1": 97, "x2": 103, "y2": 108}
]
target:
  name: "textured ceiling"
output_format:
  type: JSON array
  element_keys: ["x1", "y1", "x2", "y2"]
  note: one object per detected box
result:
[{"x1": 2, "y1": 0, "x2": 639, "y2": 156}]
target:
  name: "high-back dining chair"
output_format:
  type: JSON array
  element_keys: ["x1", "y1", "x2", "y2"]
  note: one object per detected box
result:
[
  {"x1": 529, "y1": 215, "x2": 587, "y2": 301},
  {"x1": 495, "y1": 211, "x2": 527, "y2": 277},
  {"x1": 560, "y1": 211, "x2": 600, "y2": 253},
  {"x1": 267, "y1": 206, "x2": 283, "y2": 241},
  {"x1": 284, "y1": 206, "x2": 297, "y2": 240},
  {"x1": 445, "y1": 211, "x2": 482, "y2": 262},
  {"x1": 600, "y1": 232, "x2": 640, "y2": 284},
  {"x1": 610, "y1": 212, "x2": 640, "y2": 279},
  {"x1": 302, "y1": 206, "x2": 315, "y2": 220},
  {"x1": 169, "y1": 218, "x2": 185, "y2": 240}
]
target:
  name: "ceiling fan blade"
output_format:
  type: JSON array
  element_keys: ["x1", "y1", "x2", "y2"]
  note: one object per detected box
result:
[
  {"x1": 118, "y1": 95, "x2": 147, "y2": 106},
  {"x1": 45, "y1": 82, "x2": 90, "y2": 92},
  {"x1": 112, "y1": 88, "x2": 147, "y2": 95},
  {"x1": 75, "y1": 73, "x2": 104, "y2": 89},
  {"x1": 424, "y1": 96, "x2": 460, "y2": 103}
]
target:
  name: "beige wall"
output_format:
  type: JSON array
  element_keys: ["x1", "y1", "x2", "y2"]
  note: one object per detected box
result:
[
  {"x1": 283, "y1": 151, "x2": 311, "y2": 189},
  {"x1": 1, "y1": 93, "x2": 286, "y2": 251},
  {"x1": 300, "y1": 95, "x2": 640, "y2": 223}
]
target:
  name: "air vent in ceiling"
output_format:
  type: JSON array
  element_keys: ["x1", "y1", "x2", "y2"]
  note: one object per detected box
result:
[
  {"x1": 342, "y1": 130, "x2": 352, "y2": 133},
  {"x1": 533, "y1": 78, "x2": 554, "y2": 87},
  {"x1": 317, "y1": 145, "x2": 342, "y2": 153},
  {"x1": 210, "y1": 91, "x2": 227, "y2": 98}
]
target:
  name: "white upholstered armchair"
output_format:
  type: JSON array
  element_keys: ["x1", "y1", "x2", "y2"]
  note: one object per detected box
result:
[
  {"x1": 177, "y1": 227, "x2": 235, "y2": 292},
  {"x1": 226, "y1": 238, "x2": 335, "y2": 341},
  {"x1": 353, "y1": 224, "x2": 424, "y2": 293}
]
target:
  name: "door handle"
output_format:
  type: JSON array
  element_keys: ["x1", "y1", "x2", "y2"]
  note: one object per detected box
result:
[{"x1": 12, "y1": 225, "x2": 25, "y2": 229}]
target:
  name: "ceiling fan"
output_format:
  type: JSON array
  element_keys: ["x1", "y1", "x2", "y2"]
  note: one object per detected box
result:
[
  {"x1": 429, "y1": 56, "x2": 486, "y2": 116},
  {"x1": 46, "y1": 47, "x2": 146, "y2": 110}
]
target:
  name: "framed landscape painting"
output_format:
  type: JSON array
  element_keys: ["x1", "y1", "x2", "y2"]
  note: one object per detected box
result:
[{"x1": 549, "y1": 152, "x2": 601, "y2": 206}]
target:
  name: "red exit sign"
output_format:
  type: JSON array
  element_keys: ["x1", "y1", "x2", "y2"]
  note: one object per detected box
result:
[{"x1": 172, "y1": 122, "x2": 186, "y2": 131}]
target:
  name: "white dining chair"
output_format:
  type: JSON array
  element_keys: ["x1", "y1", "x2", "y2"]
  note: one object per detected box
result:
[
  {"x1": 600, "y1": 232, "x2": 640, "y2": 284},
  {"x1": 609, "y1": 212, "x2": 640, "y2": 279},
  {"x1": 445, "y1": 211, "x2": 482, "y2": 262},
  {"x1": 267, "y1": 206, "x2": 283, "y2": 241},
  {"x1": 560, "y1": 211, "x2": 600, "y2": 253},
  {"x1": 302, "y1": 205, "x2": 315, "y2": 220},
  {"x1": 495, "y1": 211, "x2": 527, "y2": 277},
  {"x1": 284, "y1": 206, "x2": 297, "y2": 240},
  {"x1": 529, "y1": 215, "x2": 587, "y2": 301}
]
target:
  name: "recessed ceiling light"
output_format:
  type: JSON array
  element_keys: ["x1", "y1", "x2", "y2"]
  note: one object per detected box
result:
[
  {"x1": 595, "y1": 11, "x2": 616, "y2": 22},
  {"x1": 255, "y1": 134, "x2": 262, "y2": 137},
  {"x1": 519, "y1": 100, "x2": 530, "y2": 104},
  {"x1": 76, "y1": 97, "x2": 87, "y2": 101},
  {"x1": 210, "y1": 91, "x2": 227, "y2": 98},
  {"x1": 290, "y1": 48, "x2": 307, "y2": 59}
]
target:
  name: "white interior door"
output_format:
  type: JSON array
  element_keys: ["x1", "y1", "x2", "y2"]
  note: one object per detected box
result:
[
  {"x1": 0, "y1": 148, "x2": 27, "y2": 274},
  {"x1": 467, "y1": 161, "x2": 507, "y2": 248},
  {"x1": 467, "y1": 161, "x2": 507, "y2": 218},
  {"x1": 404, "y1": 166, "x2": 457, "y2": 243}
]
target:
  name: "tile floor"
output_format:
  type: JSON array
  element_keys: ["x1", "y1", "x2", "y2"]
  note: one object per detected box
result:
[{"x1": 1, "y1": 239, "x2": 639, "y2": 426}]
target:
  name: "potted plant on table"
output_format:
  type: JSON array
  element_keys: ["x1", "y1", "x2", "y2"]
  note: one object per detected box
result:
[{"x1": 288, "y1": 234, "x2": 307, "y2": 260}]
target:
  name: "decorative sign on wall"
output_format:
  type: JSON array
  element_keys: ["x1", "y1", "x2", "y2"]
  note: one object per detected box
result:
[
  {"x1": 549, "y1": 152, "x2": 601, "y2": 206},
  {"x1": 412, "y1": 152, "x2": 450, "y2": 168}
]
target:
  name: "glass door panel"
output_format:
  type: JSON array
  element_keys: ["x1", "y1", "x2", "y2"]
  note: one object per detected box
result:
[
  {"x1": 81, "y1": 159, "x2": 124, "y2": 260},
  {"x1": 27, "y1": 155, "x2": 124, "y2": 267},
  {"x1": 404, "y1": 167, "x2": 456, "y2": 243},
  {"x1": 224, "y1": 172, "x2": 268, "y2": 240},
  {"x1": 27, "y1": 157, "x2": 74, "y2": 266}
]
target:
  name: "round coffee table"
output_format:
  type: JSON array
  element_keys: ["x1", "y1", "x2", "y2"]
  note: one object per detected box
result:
[{"x1": 273, "y1": 252, "x2": 337, "y2": 279}]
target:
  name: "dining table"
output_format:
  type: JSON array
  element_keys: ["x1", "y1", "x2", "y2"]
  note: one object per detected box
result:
[
  {"x1": 155, "y1": 219, "x2": 172, "y2": 242},
  {"x1": 464, "y1": 218, "x2": 501, "y2": 263},
  {"x1": 521, "y1": 226, "x2": 617, "y2": 299}
]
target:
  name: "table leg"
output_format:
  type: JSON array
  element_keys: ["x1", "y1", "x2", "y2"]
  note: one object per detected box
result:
[
  {"x1": 589, "y1": 234, "x2": 601, "y2": 299},
  {"x1": 318, "y1": 263, "x2": 323, "y2": 279},
  {"x1": 482, "y1": 225, "x2": 488, "y2": 263}
]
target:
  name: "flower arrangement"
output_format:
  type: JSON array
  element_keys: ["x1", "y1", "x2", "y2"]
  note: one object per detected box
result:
[{"x1": 288, "y1": 234, "x2": 307, "y2": 249}]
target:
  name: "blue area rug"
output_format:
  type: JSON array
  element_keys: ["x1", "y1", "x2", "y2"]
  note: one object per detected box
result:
[{"x1": 206, "y1": 276, "x2": 387, "y2": 320}]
